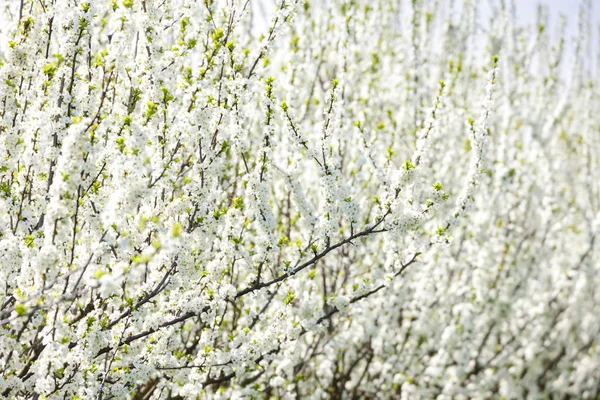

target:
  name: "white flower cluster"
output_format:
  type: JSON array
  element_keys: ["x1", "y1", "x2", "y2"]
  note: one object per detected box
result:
[{"x1": 0, "y1": 0, "x2": 599, "y2": 398}]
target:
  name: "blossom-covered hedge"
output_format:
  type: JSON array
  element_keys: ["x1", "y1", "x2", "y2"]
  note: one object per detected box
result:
[{"x1": 0, "y1": 0, "x2": 599, "y2": 398}]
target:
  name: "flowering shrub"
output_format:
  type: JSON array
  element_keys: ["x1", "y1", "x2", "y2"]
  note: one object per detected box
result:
[{"x1": 0, "y1": 0, "x2": 599, "y2": 398}]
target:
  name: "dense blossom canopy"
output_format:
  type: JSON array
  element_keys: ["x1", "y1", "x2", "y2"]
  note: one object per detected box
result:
[{"x1": 0, "y1": 0, "x2": 599, "y2": 398}]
